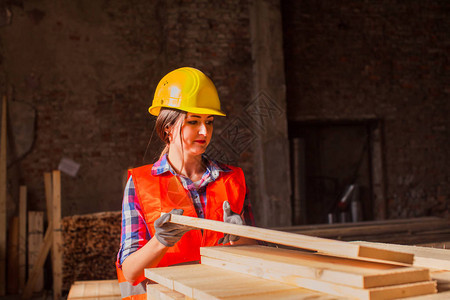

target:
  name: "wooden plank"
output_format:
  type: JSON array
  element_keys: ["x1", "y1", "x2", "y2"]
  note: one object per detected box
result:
[
  {"x1": 273, "y1": 217, "x2": 443, "y2": 232},
  {"x1": 19, "y1": 185, "x2": 27, "y2": 290},
  {"x1": 67, "y1": 280, "x2": 121, "y2": 299},
  {"x1": 431, "y1": 271, "x2": 450, "y2": 293},
  {"x1": 418, "y1": 241, "x2": 450, "y2": 249},
  {"x1": 28, "y1": 211, "x2": 44, "y2": 292},
  {"x1": 201, "y1": 256, "x2": 436, "y2": 299},
  {"x1": 44, "y1": 172, "x2": 53, "y2": 224},
  {"x1": 22, "y1": 221, "x2": 53, "y2": 299},
  {"x1": 404, "y1": 290, "x2": 450, "y2": 299},
  {"x1": 145, "y1": 264, "x2": 341, "y2": 300},
  {"x1": 7, "y1": 216, "x2": 19, "y2": 294},
  {"x1": 166, "y1": 214, "x2": 414, "y2": 264},
  {"x1": 279, "y1": 219, "x2": 450, "y2": 239},
  {"x1": 147, "y1": 283, "x2": 186, "y2": 300},
  {"x1": 200, "y1": 245, "x2": 430, "y2": 288},
  {"x1": 353, "y1": 241, "x2": 450, "y2": 271},
  {"x1": 52, "y1": 170, "x2": 63, "y2": 300},
  {"x1": 0, "y1": 94, "x2": 7, "y2": 296},
  {"x1": 343, "y1": 232, "x2": 450, "y2": 245}
]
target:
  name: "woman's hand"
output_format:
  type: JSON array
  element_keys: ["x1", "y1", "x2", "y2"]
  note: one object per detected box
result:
[
  {"x1": 122, "y1": 209, "x2": 192, "y2": 284},
  {"x1": 154, "y1": 209, "x2": 194, "y2": 247},
  {"x1": 219, "y1": 201, "x2": 244, "y2": 244}
]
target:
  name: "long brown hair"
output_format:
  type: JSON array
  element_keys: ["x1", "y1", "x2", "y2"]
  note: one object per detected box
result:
[{"x1": 155, "y1": 108, "x2": 187, "y2": 158}]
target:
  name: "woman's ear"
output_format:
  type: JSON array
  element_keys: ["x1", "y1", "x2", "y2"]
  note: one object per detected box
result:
[{"x1": 166, "y1": 125, "x2": 175, "y2": 142}]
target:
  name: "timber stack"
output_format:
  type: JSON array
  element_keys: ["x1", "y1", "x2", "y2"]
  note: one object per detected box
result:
[
  {"x1": 144, "y1": 214, "x2": 450, "y2": 299},
  {"x1": 61, "y1": 211, "x2": 121, "y2": 291}
]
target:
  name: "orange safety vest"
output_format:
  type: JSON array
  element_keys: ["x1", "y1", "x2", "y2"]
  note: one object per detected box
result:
[{"x1": 116, "y1": 163, "x2": 246, "y2": 300}]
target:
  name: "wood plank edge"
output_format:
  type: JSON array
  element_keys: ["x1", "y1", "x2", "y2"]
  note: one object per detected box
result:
[{"x1": 358, "y1": 245, "x2": 414, "y2": 265}]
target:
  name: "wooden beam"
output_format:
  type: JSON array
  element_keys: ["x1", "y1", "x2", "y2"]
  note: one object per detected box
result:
[
  {"x1": 201, "y1": 256, "x2": 436, "y2": 299},
  {"x1": 146, "y1": 263, "x2": 435, "y2": 300},
  {"x1": 22, "y1": 221, "x2": 53, "y2": 299},
  {"x1": 7, "y1": 217, "x2": 19, "y2": 294},
  {"x1": 23, "y1": 172, "x2": 56, "y2": 299},
  {"x1": 200, "y1": 245, "x2": 430, "y2": 289},
  {"x1": 276, "y1": 218, "x2": 450, "y2": 238},
  {"x1": 145, "y1": 264, "x2": 336, "y2": 300},
  {"x1": 44, "y1": 172, "x2": 53, "y2": 224},
  {"x1": 0, "y1": 94, "x2": 7, "y2": 296},
  {"x1": 67, "y1": 280, "x2": 121, "y2": 299},
  {"x1": 19, "y1": 185, "x2": 27, "y2": 291},
  {"x1": 273, "y1": 217, "x2": 443, "y2": 232},
  {"x1": 146, "y1": 283, "x2": 186, "y2": 300},
  {"x1": 52, "y1": 170, "x2": 62, "y2": 300},
  {"x1": 353, "y1": 241, "x2": 450, "y2": 271},
  {"x1": 166, "y1": 214, "x2": 414, "y2": 264},
  {"x1": 28, "y1": 211, "x2": 44, "y2": 293}
]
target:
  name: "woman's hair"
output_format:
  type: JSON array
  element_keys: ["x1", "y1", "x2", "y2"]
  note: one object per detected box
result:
[{"x1": 155, "y1": 108, "x2": 187, "y2": 158}]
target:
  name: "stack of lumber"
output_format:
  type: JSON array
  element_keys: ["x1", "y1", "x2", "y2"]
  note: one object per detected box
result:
[
  {"x1": 144, "y1": 215, "x2": 443, "y2": 299},
  {"x1": 61, "y1": 211, "x2": 121, "y2": 291},
  {"x1": 272, "y1": 217, "x2": 450, "y2": 245},
  {"x1": 352, "y1": 241, "x2": 450, "y2": 297},
  {"x1": 67, "y1": 280, "x2": 121, "y2": 300}
]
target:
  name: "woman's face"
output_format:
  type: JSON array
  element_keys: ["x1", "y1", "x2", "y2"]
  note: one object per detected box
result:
[{"x1": 171, "y1": 113, "x2": 214, "y2": 156}]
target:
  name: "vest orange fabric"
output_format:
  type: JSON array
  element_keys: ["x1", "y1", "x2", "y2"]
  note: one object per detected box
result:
[{"x1": 116, "y1": 163, "x2": 246, "y2": 299}]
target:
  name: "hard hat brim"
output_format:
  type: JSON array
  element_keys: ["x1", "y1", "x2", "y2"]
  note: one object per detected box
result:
[{"x1": 148, "y1": 105, "x2": 226, "y2": 117}]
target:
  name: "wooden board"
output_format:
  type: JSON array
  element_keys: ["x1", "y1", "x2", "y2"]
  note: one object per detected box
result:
[
  {"x1": 404, "y1": 290, "x2": 450, "y2": 299},
  {"x1": 353, "y1": 241, "x2": 450, "y2": 271},
  {"x1": 19, "y1": 185, "x2": 27, "y2": 290},
  {"x1": 7, "y1": 216, "x2": 19, "y2": 294},
  {"x1": 145, "y1": 264, "x2": 341, "y2": 300},
  {"x1": 166, "y1": 214, "x2": 414, "y2": 264},
  {"x1": 273, "y1": 217, "x2": 443, "y2": 232},
  {"x1": 52, "y1": 170, "x2": 63, "y2": 300},
  {"x1": 200, "y1": 245, "x2": 430, "y2": 288},
  {"x1": 67, "y1": 280, "x2": 121, "y2": 300},
  {"x1": 0, "y1": 95, "x2": 7, "y2": 296},
  {"x1": 44, "y1": 172, "x2": 53, "y2": 224},
  {"x1": 431, "y1": 271, "x2": 450, "y2": 293},
  {"x1": 28, "y1": 211, "x2": 44, "y2": 292},
  {"x1": 200, "y1": 256, "x2": 436, "y2": 299},
  {"x1": 22, "y1": 221, "x2": 53, "y2": 299},
  {"x1": 147, "y1": 283, "x2": 186, "y2": 300},
  {"x1": 276, "y1": 219, "x2": 450, "y2": 239}
]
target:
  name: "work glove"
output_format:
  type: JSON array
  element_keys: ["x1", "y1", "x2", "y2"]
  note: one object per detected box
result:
[
  {"x1": 154, "y1": 209, "x2": 193, "y2": 247},
  {"x1": 218, "y1": 201, "x2": 244, "y2": 244}
]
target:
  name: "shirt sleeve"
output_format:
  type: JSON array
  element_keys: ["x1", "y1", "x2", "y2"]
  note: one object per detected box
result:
[{"x1": 117, "y1": 175, "x2": 151, "y2": 266}]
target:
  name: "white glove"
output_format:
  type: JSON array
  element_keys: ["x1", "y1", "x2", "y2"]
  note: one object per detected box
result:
[{"x1": 218, "y1": 201, "x2": 243, "y2": 244}]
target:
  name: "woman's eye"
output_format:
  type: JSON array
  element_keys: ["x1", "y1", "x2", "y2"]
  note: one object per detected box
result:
[
  {"x1": 206, "y1": 120, "x2": 214, "y2": 125},
  {"x1": 187, "y1": 121, "x2": 197, "y2": 125}
]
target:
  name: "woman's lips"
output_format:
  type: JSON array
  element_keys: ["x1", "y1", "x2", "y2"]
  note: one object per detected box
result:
[{"x1": 194, "y1": 140, "x2": 206, "y2": 144}]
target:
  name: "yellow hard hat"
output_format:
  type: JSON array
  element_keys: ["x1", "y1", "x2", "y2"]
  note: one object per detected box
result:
[{"x1": 149, "y1": 67, "x2": 226, "y2": 116}]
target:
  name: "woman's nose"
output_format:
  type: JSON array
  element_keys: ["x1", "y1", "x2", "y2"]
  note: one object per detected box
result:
[{"x1": 199, "y1": 123, "x2": 207, "y2": 135}]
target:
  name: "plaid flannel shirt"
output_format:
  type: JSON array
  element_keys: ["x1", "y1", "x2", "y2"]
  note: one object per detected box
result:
[{"x1": 117, "y1": 154, "x2": 255, "y2": 265}]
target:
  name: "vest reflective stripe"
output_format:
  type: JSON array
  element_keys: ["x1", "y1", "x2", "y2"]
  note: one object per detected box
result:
[
  {"x1": 116, "y1": 163, "x2": 246, "y2": 299},
  {"x1": 116, "y1": 261, "x2": 148, "y2": 300},
  {"x1": 118, "y1": 280, "x2": 147, "y2": 300}
]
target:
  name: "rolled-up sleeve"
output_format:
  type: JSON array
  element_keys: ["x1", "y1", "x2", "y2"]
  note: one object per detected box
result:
[{"x1": 117, "y1": 176, "x2": 151, "y2": 266}]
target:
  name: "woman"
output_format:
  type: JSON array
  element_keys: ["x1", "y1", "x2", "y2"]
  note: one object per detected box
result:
[{"x1": 116, "y1": 67, "x2": 256, "y2": 299}]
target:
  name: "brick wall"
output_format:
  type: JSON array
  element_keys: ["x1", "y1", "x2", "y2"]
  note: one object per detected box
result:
[
  {"x1": 0, "y1": 0, "x2": 252, "y2": 217},
  {"x1": 1, "y1": 0, "x2": 448, "y2": 223},
  {"x1": 283, "y1": 0, "x2": 449, "y2": 218}
]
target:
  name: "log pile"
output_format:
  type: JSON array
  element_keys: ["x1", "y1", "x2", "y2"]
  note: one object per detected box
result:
[{"x1": 61, "y1": 211, "x2": 121, "y2": 291}]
